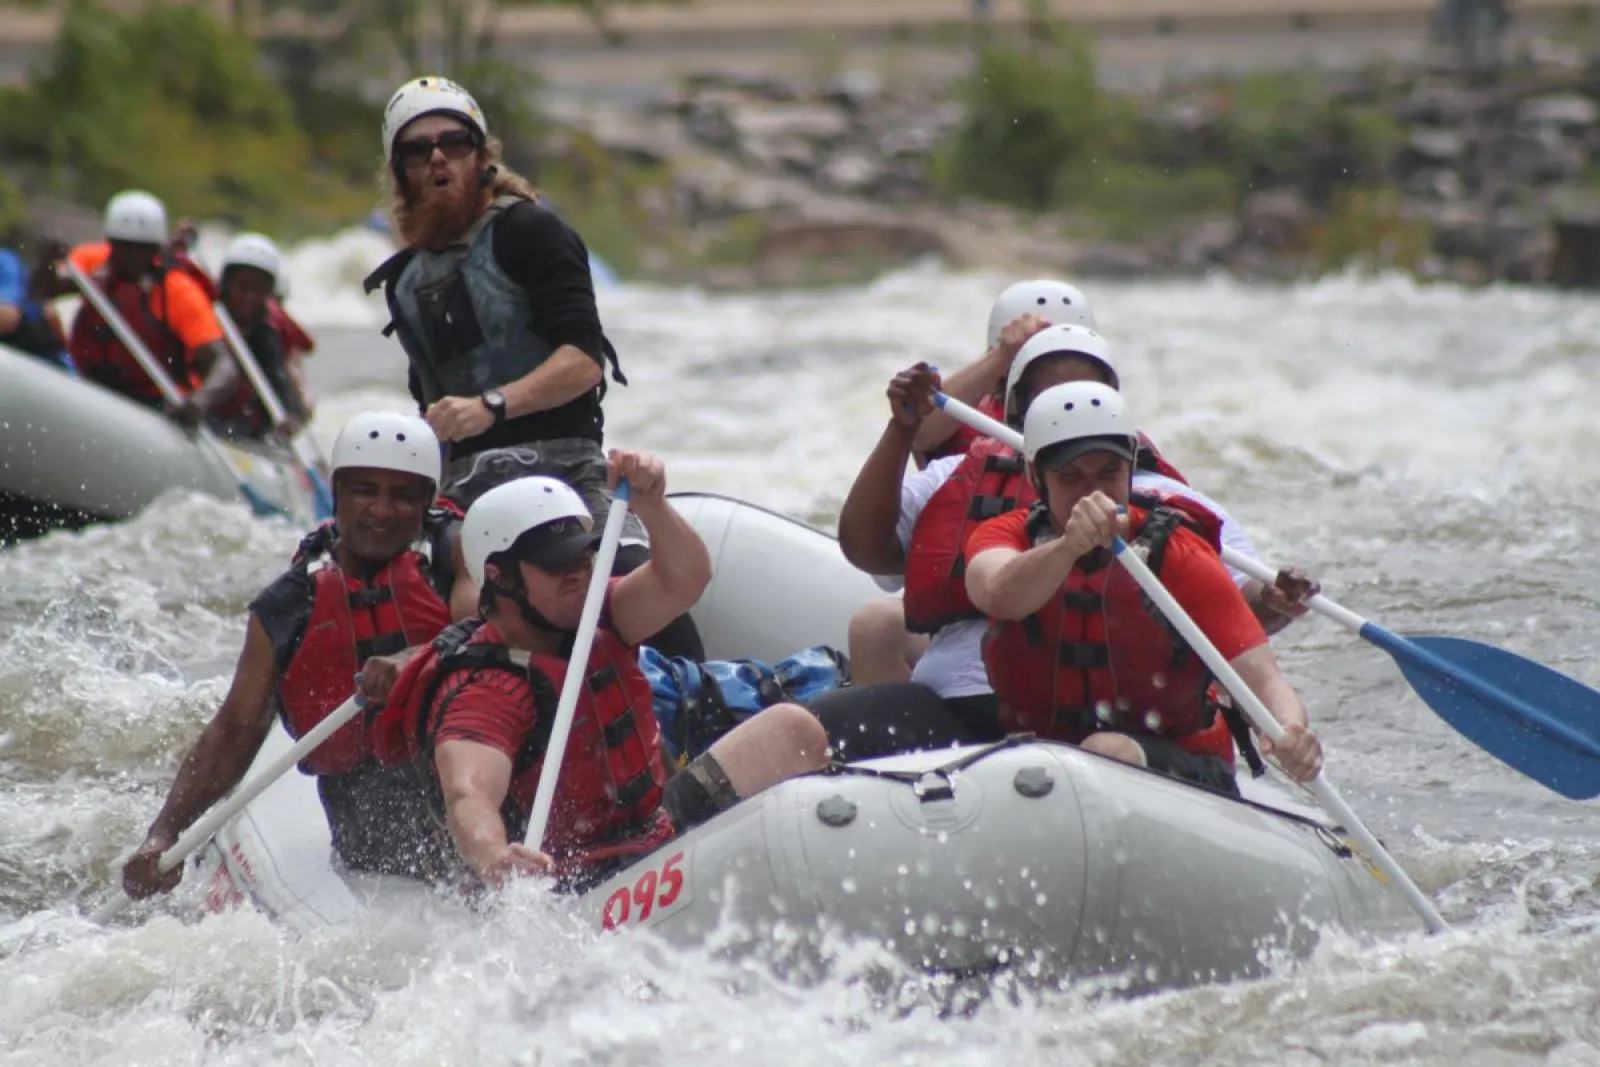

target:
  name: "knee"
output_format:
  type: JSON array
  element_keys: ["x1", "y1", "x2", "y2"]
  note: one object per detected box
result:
[
  {"x1": 848, "y1": 596, "x2": 907, "y2": 652},
  {"x1": 1081, "y1": 732, "x2": 1146, "y2": 767},
  {"x1": 762, "y1": 702, "x2": 833, "y2": 771}
]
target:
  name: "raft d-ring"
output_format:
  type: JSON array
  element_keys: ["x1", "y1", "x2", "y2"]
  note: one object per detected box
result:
[
  {"x1": 816, "y1": 795, "x2": 858, "y2": 827},
  {"x1": 913, "y1": 769, "x2": 956, "y2": 804}
]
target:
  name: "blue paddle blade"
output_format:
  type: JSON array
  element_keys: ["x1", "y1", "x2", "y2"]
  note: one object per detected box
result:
[
  {"x1": 307, "y1": 469, "x2": 335, "y2": 523},
  {"x1": 239, "y1": 481, "x2": 288, "y2": 520},
  {"x1": 1360, "y1": 625, "x2": 1600, "y2": 800}
]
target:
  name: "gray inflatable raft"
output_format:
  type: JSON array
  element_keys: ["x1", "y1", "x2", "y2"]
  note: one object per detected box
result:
[
  {"x1": 186, "y1": 492, "x2": 1426, "y2": 991},
  {"x1": 1, "y1": 344, "x2": 308, "y2": 540}
]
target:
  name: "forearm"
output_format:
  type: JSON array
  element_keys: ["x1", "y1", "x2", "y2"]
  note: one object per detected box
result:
[
  {"x1": 633, "y1": 499, "x2": 713, "y2": 605},
  {"x1": 1230, "y1": 645, "x2": 1309, "y2": 730},
  {"x1": 445, "y1": 788, "x2": 511, "y2": 876},
  {"x1": 190, "y1": 344, "x2": 239, "y2": 409},
  {"x1": 910, "y1": 349, "x2": 1006, "y2": 455},
  {"x1": 502, "y1": 346, "x2": 603, "y2": 416},
  {"x1": 145, "y1": 716, "x2": 270, "y2": 842},
  {"x1": 972, "y1": 538, "x2": 1083, "y2": 619},
  {"x1": 837, "y1": 421, "x2": 915, "y2": 575}
]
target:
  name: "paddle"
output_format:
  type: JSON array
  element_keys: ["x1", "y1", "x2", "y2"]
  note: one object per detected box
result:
[
  {"x1": 91, "y1": 694, "x2": 366, "y2": 923},
  {"x1": 935, "y1": 389, "x2": 1600, "y2": 800},
  {"x1": 1111, "y1": 537, "x2": 1449, "y2": 933},
  {"x1": 63, "y1": 259, "x2": 286, "y2": 520},
  {"x1": 523, "y1": 480, "x2": 634, "y2": 853},
  {"x1": 1221, "y1": 549, "x2": 1600, "y2": 801},
  {"x1": 213, "y1": 301, "x2": 334, "y2": 522}
]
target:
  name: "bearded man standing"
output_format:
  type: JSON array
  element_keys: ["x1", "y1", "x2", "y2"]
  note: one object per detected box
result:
[{"x1": 364, "y1": 77, "x2": 703, "y2": 661}]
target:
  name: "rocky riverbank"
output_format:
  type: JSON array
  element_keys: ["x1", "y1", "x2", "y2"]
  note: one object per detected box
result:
[{"x1": 546, "y1": 33, "x2": 1600, "y2": 288}]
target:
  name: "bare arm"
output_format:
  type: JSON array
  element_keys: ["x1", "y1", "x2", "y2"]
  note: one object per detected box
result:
[
  {"x1": 448, "y1": 527, "x2": 479, "y2": 622},
  {"x1": 502, "y1": 345, "x2": 604, "y2": 416},
  {"x1": 144, "y1": 616, "x2": 279, "y2": 840},
  {"x1": 122, "y1": 615, "x2": 279, "y2": 897},
  {"x1": 1229, "y1": 644, "x2": 1308, "y2": 730},
  {"x1": 910, "y1": 347, "x2": 1008, "y2": 458},
  {"x1": 435, "y1": 738, "x2": 516, "y2": 879},
  {"x1": 609, "y1": 495, "x2": 712, "y2": 647},
  {"x1": 965, "y1": 535, "x2": 1086, "y2": 620},
  {"x1": 188, "y1": 341, "x2": 239, "y2": 411},
  {"x1": 837, "y1": 420, "x2": 916, "y2": 576}
]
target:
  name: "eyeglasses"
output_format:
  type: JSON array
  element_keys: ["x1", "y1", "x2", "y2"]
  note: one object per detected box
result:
[{"x1": 395, "y1": 129, "x2": 478, "y2": 169}]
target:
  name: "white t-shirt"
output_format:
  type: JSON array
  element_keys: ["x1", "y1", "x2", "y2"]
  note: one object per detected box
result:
[{"x1": 872, "y1": 456, "x2": 1262, "y2": 700}]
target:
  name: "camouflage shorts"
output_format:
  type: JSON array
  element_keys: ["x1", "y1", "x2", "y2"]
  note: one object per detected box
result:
[{"x1": 440, "y1": 438, "x2": 649, "y2": 546}]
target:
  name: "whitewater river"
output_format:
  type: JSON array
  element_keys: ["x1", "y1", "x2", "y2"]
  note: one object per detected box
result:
[{"x1": 2, "y1": 228, "x2": 1599, "y2": 1065}]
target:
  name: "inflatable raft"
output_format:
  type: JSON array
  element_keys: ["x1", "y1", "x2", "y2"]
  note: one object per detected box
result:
[
  {"x1": 1, "y1": 344, "x2": 310, "y2": 541},
  {"x1": 187, "y1": 493, "x2": 1425, "y2": 992}
]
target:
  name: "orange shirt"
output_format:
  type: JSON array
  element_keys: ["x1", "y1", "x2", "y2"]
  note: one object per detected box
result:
[
  {"x1": 966, "y1": 506, "x2": 1268, "y2": 662},
  {"x1": 69, "y1": 242, "x2": 223, "y2": 351}
]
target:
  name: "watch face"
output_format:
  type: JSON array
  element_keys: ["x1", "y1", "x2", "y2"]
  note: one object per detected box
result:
[{"x1": 485, "y1": 391, "x2": 505, "y2": 409}]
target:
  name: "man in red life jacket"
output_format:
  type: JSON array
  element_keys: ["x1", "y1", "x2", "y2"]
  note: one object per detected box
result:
[
  {"x1": 207, "y1": 232, "x2": 317, "y2": 441},
  {"x1": 32, "y1": 191, "x2": 238, "y2": 427},
  {"x1": 824, "y1": 323, "x2": 1319, "y2": 763},
  {"x1": 120, "y1": 412, "x2": 478, "y2": 900},
  {"x1": 963, "y1": 381, "x2": 1324, "y2": 794},
  {"x1": 370, "y1": 462, "x2": 831, "y2": 891}
]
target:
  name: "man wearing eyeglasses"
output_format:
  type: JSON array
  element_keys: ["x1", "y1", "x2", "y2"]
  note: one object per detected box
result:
[{"x1": 363, "y1": 77, "x2": 704, "y2": 663}]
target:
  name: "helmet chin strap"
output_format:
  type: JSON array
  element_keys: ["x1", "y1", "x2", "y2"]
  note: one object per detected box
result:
[{"x1": 491, "y1": 572, "x2": 571, "y2": 639}]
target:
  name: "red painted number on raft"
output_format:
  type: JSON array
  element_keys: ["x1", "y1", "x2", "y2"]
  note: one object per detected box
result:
[
  {"x1": 658, "y1": 853, "x2": 684, "y2": 908},
  {"x1": 632, "y1": 869, "x2": 658, "y2": 921},
  {"x1": 600, "y1": 850, "x2": 688, "y2": 931}
]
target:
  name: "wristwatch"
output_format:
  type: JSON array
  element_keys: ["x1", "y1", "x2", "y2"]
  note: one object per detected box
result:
[{"x1": 480, "y1": 389, "x2": 507, "y2": 425}]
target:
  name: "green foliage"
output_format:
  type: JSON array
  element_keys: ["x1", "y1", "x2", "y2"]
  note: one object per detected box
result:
[
  {"x1": 937, "y1": 27, "x2": 1105, "y2": 211},
  {"x1": 0, "y1": 0, "x2": 367, "y2": 233},
  {"x1": 1304, "y1": 187, "x2": 1432, "y2": 274}
]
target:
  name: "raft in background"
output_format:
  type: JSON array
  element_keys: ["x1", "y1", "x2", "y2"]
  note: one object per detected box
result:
[
  {"x1": 0, "y1": 343, "x2": 311, "y2": 542},
  {"x1": 185, "y1": 491, "x2": 1425, "y2": 993}
]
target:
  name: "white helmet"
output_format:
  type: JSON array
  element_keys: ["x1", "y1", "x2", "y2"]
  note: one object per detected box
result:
[
  {"x1": 1004, "y1": 323, "x2": 1119, "y2": 426},
  {"x1": 382, "y1": 76, "x2": 488, "y2": 157},
  {"x1": 103, "y1": 190, "x2": 169, "y2": 245},
  {"x1": 222, "y1": 232, "x2": 282, "y2": 281},
  {"x1": 461, "y1": 476, "x2": 595, "y2": 585},
  {"x1": 330, "y1": 411, "x2": 441, "y2": 489},
  {"x1": 986, "y1": 279, "x2": 1096, "y2": 349},
  {"x1": 1022, "y1": 382, "x2": 1136, "y2": 471}
]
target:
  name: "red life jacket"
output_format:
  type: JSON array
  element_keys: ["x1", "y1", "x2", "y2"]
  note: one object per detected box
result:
[
  {"x1": 268, "y1": 298, "x2": 315, "y2": 358},
  {"x1": 369, "y1": 612, "x2": 673, "y2": 876},
  {"x1": 981, "y1": 493, "x2": 1240, "y2": 765},
  {"x1": 902, "y1": 436, "x2": 1036, "y2": 634},
  {"x1": 209, "y1": 311, "x2": 296, "y2": 435},
  {"x1": 275, "y1": 523, "x2": 454, "y2": 776},
  {"x1": 69, "y1": 263, "x2": 194, "y2": 403},
  {"x1": 922, "y1": 392, "x2": 1007, "y2": 466},
  {"x1": 1135, "y1": 431, "x2": 1190, "y2": 485}
]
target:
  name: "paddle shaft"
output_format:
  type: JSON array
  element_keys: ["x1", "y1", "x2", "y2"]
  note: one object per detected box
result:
[
  {"x1": 63, "y1": 260, "x2": 277, "y2": 513},
  {"x1": 214, "y1": 301, "x2": 334, "y2": 519},
  {"x1": 92, "y1": 694, "x2": 366, "y2": 923},
  {"x1": 523, "y1": 481, "x2": 633, "y2": 853},
  {"x1": 1112, "y1": 538, "x2": 1448, "y2": 934}
]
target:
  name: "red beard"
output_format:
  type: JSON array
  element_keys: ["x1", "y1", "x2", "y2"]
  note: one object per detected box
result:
[{"x1": 401, "y1": 173, "x2": 485, "y2": 251}]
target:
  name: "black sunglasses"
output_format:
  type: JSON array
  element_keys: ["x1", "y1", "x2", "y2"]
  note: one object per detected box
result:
[{"x1": 395, "y1": 128, "x2": 478, "y2": 169}]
